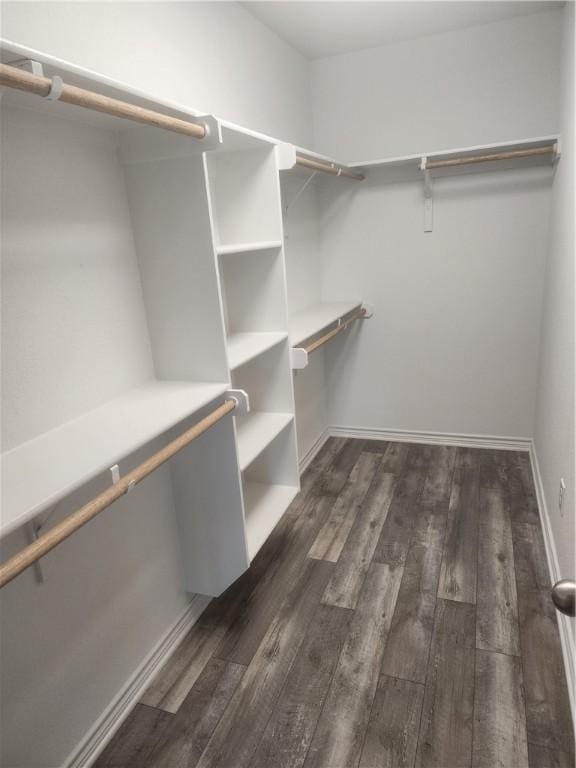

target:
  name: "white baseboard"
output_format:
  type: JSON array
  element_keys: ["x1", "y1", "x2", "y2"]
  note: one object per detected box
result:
[
  {"x1": 529, "y1": 443, "x2": 575, "y2": 721},
  {"x1": 66, "y1": 593, "x2": 211, "y2": 768},
  {"x1": 329, "y1": 425, "x2": 531, "y2": 452},
  {"x1": 298, "y1": 428, "x2": 330, "y2": 474}
]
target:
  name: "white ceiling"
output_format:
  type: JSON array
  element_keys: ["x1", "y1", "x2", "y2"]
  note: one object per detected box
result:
[{"x1": 242, "y1": 1, "x2": 563, "y2": 59}]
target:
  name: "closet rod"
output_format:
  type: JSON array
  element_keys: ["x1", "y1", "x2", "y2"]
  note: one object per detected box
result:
[
  {"x1": 0, "y1": 63, "x2": 207, "y2": 139},
  {"x1": 306, "y1": 307, "x2": 367, "y2": 354},
  {"x1": 296, "y1": 153, "x2": 365, "y2": 181},
  {"x1": 0, "y1": 398, "x2": 237, "y2": 589},
  {"x1": 425, "y1": 144, "x2": 556, "y2": 170}
]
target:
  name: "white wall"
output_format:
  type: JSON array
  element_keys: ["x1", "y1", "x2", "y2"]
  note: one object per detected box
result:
[
  {"x1": 311, "y1": 11, "x2": 562, "y2": 160},
  {"x1": 0, "y1": 1, "x2": 312, "y2": 146},
  {"x1": 534, "y1": 2, "x2": 575, "y2": 634},
  {"x1": 320, "y1": 166, "x2": 552, "y2": 438},
  {"x1": 308, "y1": 10, "x2": 561, "y2": 441}
]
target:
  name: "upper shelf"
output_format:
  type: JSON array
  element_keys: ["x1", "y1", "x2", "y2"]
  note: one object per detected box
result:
[
  {"x1": 216, "y1": 241, "x2": 282, "y2": 256},
  {"x1": 1, "y1": 381, "x2": 229, "y2": 539},
  {"x1": 349, "y1": 136, "x2": 560, "y2": 181},
  {"x1": 290, "y1": 301, "x2": 363, "y2": 347},
  {"x1": 227, "y1": 332, "x2": 288, "y2": 370}
]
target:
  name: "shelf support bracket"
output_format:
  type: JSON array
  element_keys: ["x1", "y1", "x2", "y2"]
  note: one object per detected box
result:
[
  {"x1": 226, "y1": 389, "x2": 250, "y2": 416},
  {"x1": 291, "y1": 348, "x2": 309, "y2": 370},
  {"x1": 420, "y1": 156, "x2": 433, "y2": 233}
]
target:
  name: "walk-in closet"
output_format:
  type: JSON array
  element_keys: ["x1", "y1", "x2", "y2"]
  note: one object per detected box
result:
[{"x1": 0, "y1": 2, "x2": 574, "y2": 766}]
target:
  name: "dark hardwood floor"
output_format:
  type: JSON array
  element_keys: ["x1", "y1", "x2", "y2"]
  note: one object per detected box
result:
[{"x1": 95, "y1": 438, "x2": 574, "y2": 768}]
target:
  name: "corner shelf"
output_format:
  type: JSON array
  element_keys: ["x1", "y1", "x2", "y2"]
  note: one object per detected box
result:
[
  {"x1": 227, "y1": 331, "x2": 288, "y2": 370},
  {"x1": 290, "y1": 301, "x2": 363, "y2": 347},
  {"x1": 237, "y1": 411, "x2": 293, "y2": 471},
  {"x1": 1, "y1": 381, "x2": 229, "y2": 538},
  {"x1": 243, "y1": 481, "x2": 298, "y2": 559},
  {"x1": 216, "y1": 241, "x2": 282, "y2": 256}
]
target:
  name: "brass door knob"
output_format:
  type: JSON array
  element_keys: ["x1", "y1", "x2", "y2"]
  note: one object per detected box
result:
[{"x1": 551, "y1": 580, "x2": 575, "y2": 617}]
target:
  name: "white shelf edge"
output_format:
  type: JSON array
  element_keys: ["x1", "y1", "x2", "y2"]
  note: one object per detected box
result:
[
  {"x1": 1, "y1": 380, "x2": 230, "y2": 539},
  {"x1": 289, "y1": 301, "x2": 363, "y2": 347},
  {"x1": 237, "y1": 412, "x2": 293, "y2": 471},
  {"x1": 350, "y1": 135, "x2": 561, "y2": 169},
  {"x1": 216, "y1": 240, "x2": 283, "y2": 256},
  {"x1": 227, "y1": 331, "x2": 288, "y2": 370},
  {"x1": 243, "y1": 482, "x2": 299, "y2": 560}
]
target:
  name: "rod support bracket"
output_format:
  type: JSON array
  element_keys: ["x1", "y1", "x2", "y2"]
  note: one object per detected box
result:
[
  {"x1": 6, "y1": 58, "x2": 44, "y2": 77},
  {"x1": 226, "y1": 389, "x2": 250, "y2": 416},
  {"x1": 291, "y1": 347, "x2": 309, "y2": 370},
  {"x1": 420, "y1": 156, "x2": 434, "y2": 233},
  {"x1": 362, "y1": 303, "x2": 374, "y2": 319}
]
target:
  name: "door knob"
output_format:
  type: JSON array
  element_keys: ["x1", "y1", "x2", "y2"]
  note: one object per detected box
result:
[{"x1": 551, "y1": 580, "x2": 575, "y2": 617}]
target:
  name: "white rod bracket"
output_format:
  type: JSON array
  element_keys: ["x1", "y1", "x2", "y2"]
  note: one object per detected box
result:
[
  {"x1": 6, "y1": 58, "x2": 44, "y2": 77},
  {"x1": 420, "y1": 156, "x2": 433, "y2": 233},
  {"x1": 362, "y1": 303, "x2": 374, "y2": 319},
  {"x1": 110, "y1": 464, "x2": 121, "y2": 484},
  {"x1": 226, "y1": 389, "x2": 250, "y2": 416},
  {"x1": 291, "y1": 347, "x2": 309, "y2": 370},
  {"x1": 28, "y1": 520, "x2": 47, "y2": 583}
]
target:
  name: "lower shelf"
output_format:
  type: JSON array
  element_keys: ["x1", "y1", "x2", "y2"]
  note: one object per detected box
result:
[
  {"x1": 243, "y1": 481, "x2": 298, "y2": 560},
  {"x1": 237, "y1": 412, "x2": 293, "y2": 471}
]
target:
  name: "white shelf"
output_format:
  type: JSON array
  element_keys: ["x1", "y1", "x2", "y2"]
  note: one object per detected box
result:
[
  {"x1": 227, "y1": 332, "x2": 287, "y2": 370},
  {"x1": 350, "y1": 136, "x2": 560, "y2": 180},
  {"x1": 237, "y1": 412, "x2": 293, "y2": 471},
  {"x1": 290, "y1": 301, "x2": 363, "y2": 347},
  {"x1": 243, "y1": 481, "x2": 298, "y2": 559},
  {"x1": 1, "y1": 381, "x2": 229, "y2": 538},
  {"x1": 216, "y1": 240, "x2": 282, "y2": 256}
]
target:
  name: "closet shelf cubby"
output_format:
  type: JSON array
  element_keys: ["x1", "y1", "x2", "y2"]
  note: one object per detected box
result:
[
  {"x1": 216, "y1": 241, "x2": 283, "y2": 256},
  {"x1": 243, "y1": 482, "x2": 299, "y2": 559},
  {"x1": 237, "y1": 411, "x2": 294, "y2": 471},
  {"x1": 1, "y1": 381, "x2": 229, "y2": 539},
  {"x1": 227, "y1": 332, "x2": 288, "y2": 369},
  {"x1": 290, "y1": 301, "x2": 363, "y2": 347}
]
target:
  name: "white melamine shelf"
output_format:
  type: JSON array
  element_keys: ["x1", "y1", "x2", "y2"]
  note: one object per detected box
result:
[
  {"x1": 350, "y1": 136, "x2": 560, "y2": 180},
  {"x1": 290, "y1": 301, "x2": 363, "y2": 347},
  {"x1": 243, "y1": 481, "x2": 299, "y2": 559},
  {"x1": 227, "y1": 332, "x2": 287, "y2": 370},
  {"x1": 1, "y1": 381, "x2": 229, "y2": 538},
  {"x1": 216, "y1": 241, "x2": 283, "y2": 256},
  {"x1": 237, "y1": 412, "x2": 293, "y2": 471}
]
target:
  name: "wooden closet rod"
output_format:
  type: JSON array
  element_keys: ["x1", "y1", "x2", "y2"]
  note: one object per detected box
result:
[
  {"x1": 306, "y1": 308, "x2": 367, "y2": 354},
  {"x1": 425, "y1": 144, "x2": 556, "y2": 170},
  {"x1": 296, "y1": 153, "x2": 365, "y2": 181},
  {"x1": 0, "y1": 63, "x2": 207, "y2": 139},
  {"x1": 0, "y1": 398, "x2": 237, "y2": 589}
]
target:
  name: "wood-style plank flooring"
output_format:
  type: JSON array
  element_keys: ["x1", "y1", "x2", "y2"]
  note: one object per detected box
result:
[{"x1": 95, "y1": 439, "x2": 574, "y2": 768}]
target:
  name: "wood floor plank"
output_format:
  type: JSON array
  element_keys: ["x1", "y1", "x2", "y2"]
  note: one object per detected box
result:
[
  {"x1": 380, "y1": 510, "x2": 445, "y2": 683},
  {"x1": 372, "y1": 444, "x2": 429, "y2": 566},
  {"x1": 518, "y1": 588, "x2": 575, "y2": 755},
  {"x1": 196, "y1": 558, "x2": 333, "y2": 768},
  {"x1": 319, "y1": 438, "x2": 366, "y2": 496},
  {"x1": 476, "y1": 486, "x2": 520, "y2": 656},
  {"x1": 146, "y1": 659, "x2": 245, "y2": 768},
  {"x1": 380, "y1": 441, "x2": 410, "y2": 473},
  {"x1": 251, "y1": 604, "x2": 352, "y2": 768},
  {"x1": 362, "y1": 439, "x2": 390, "y2": 454},
  {"x1": 528, "y1": 743, "x2": 575, "y2": 768},
  {"x1": 303, "y1": 561, "x2": 404, "y2": 768},
  {"x1": 300, "y1": 437, "x2": 348, "y2": 495},
  {"x1": 215, "y1": 492, "x2": 333, "y2": 665},
  {"x1": 512, "y1": 521, "x2": 550, "y2": 592},
  {"x1": 420, "y1": 445, "x2": 457, "y2": 508},
  {"x1": 437, "y1": 465, "x2": 479, "y2": 604},
  {"x1": 512, "y1": 452, "x2": 540, "y2": 525},
  {"x1": 359, "y1": 675, "x2": 425, "y2": 768},
  {"x1": 140, "y1": 624, "x2": 227, "y2": 713},
  {"x1": 94, "y1": 704, "x2": 173, "y2": 767},
  {"x1": 416, "y1": 599, "x2": 475, "y2": 768},
  {"x1": 308, "y1": 452, "x2": 383, "y2": 563},
  {"x1": 472, "y1": 650, "x2": 528, "y2": 768},
  {"x1": 321, "y1": 471, "x2": 396, "y2": 608}
]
